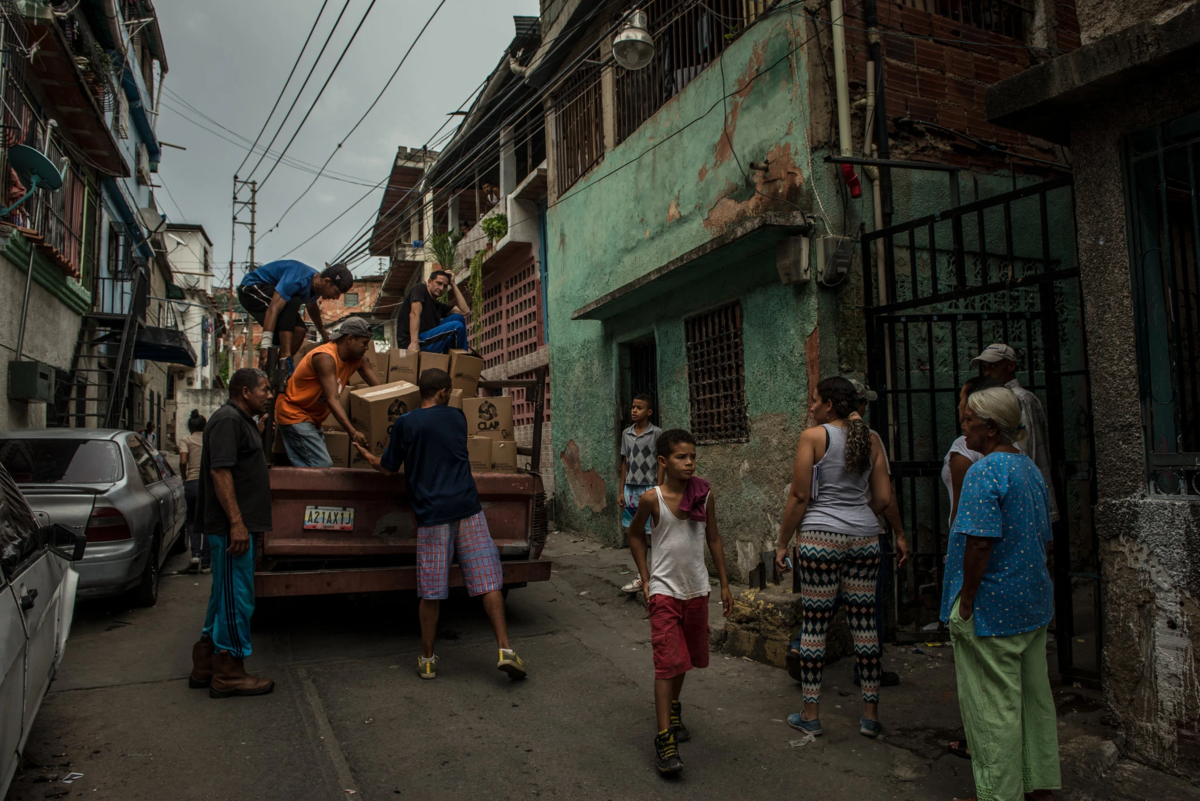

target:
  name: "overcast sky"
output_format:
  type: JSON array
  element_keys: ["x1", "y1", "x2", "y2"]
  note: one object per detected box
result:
[{"x1": 153, "y1": 0, "x2": 539, "y2": 283}]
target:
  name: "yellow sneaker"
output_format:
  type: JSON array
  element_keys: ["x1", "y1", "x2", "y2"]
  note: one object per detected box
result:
[
  {"x1": 417, "y1": 655, "x2": 439, "y2": 680},
  {"x1": 497, "y1": 648, "x2": 527, "y2": 679}
]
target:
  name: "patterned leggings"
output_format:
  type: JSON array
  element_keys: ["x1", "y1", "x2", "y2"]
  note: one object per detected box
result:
[{"x1": 796, "y1": 530, "x2": 882, "y2": 704}]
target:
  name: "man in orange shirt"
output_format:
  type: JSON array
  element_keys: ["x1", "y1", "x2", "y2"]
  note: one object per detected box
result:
[{"x1": 275, "y1": 317, "x2": 384, "y2": 466}]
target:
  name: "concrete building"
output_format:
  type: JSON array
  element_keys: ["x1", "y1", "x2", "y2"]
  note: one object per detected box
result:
[
  {"x1": 987, "y1": 0, "x2": 1200, "y2": 774},
  {"x1": 163, "y1": 223, "x2": 222, "y2": 448},
  {"x1": 1, "y1": 1, "x2": 185, "y2": 437}
]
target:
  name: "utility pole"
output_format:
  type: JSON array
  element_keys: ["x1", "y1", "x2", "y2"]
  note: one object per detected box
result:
[{"x1": 231, "y1": 177, "x2": 258, "y2": 370}]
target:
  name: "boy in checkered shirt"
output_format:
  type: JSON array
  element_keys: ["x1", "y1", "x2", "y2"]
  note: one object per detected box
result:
[
  {"x1": 620, "y1": 394, "x2": 662, "y2": 594},
  {"x1": 356, "y1": 369, "x2": 526, "y2": 681}
]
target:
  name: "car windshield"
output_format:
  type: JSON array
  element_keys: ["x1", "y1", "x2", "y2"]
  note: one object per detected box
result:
[{"x1": 0, "y1": 439, "x2": 123, "y2": 484}]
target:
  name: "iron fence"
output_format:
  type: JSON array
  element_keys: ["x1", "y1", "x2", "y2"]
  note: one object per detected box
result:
[
  {"x1": 861, "y1": 173, "x2": 1100, "y2": 683},
  {"x1": 553, "y1": 48, "x2": 604, "y2": 194}
]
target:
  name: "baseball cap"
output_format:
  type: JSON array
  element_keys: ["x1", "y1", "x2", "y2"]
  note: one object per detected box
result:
[
  {"x1": 330, "y1": 317, "x2": 372, "y2": 340},
  {"x1": 323, "y1": 262, "x2": 355, "y2": 293},
  {"x1": 848, "y1": 379, "x2": 877, "y2": 402},
  {"x1": 970, "y1": 343, "x2": 1017, "y2": 368}
]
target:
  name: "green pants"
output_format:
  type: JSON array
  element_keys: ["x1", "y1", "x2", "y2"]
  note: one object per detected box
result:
[{"x1": 950, "y1": 597, "x2": 1061, "y2": 801}]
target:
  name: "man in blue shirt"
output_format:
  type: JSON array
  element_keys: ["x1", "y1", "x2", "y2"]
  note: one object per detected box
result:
[
  {"x1": 238, "y1": 260, "x2": 355, "y2": 366},
  {"x1": 355, "y1": 369, "x2": 527, "y2": 682}
]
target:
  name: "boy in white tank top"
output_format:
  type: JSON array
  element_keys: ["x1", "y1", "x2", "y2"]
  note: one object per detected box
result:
[{"x1": 627, "y1": 429, "x2": 733, "y2": 776}]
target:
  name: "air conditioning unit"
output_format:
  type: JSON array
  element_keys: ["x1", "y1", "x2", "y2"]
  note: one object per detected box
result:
[
  {"x1": 136, "y1": 144, "x2": 151, "y2": 185},
  {"x1": 8, "y1": 360, "x2": 56, "y2": 403}
]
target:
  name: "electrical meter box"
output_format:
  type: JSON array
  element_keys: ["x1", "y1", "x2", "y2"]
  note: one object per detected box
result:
[{"x1": 8, "y1": 360, "x2": 56, "y2": 403}]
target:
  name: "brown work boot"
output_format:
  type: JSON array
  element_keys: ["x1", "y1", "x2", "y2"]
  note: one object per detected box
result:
[
  {"x1": 188, "y1": 635, "x2": 214, "y2": 689},
  {"x1": 209, "y1": 650, "x2": 275, "y2": 698}
]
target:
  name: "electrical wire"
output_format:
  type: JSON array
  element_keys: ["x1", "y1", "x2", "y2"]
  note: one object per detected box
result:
[
  {"x1": 241, "y1": 0, "x2": 356, "y2": 182},
  {"x1": 260, "y1": 0, "x2": 449, "y2": 241},
  {"x1": 159, "y1": 98, "x2": 381, "y2": 187},
  {"x1": 233, "y1": 0, "x2": 332, "y2": 178},
  {"x1": 254, "y1": 0, "x2": 382, "y2": 192}
]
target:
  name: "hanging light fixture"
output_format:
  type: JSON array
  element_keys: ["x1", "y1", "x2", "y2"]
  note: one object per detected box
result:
[{"x1": 613, "y1": 9, "x2": 654, "y2": 71}]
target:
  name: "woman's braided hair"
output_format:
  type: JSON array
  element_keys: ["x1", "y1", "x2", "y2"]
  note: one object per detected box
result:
[{"x1": 817, "y1": 377, "x2": 872, "y2": 475}]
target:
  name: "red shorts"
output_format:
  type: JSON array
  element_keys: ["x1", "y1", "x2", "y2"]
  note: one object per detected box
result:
[{"x1": 649, "y1": 594, "x2": 710, "y2": 679}]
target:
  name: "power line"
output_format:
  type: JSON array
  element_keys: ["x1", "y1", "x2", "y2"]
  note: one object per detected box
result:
[
  {"x1": 261, "y1": 0, "x2": 449, "y2": 240},
  {"x1": 159, "y1": 98, "x2": 381, "y2": 187},
  {"x1": 242, "y1": 0, "x2": 356, "y2": 182},
  {"x1": 233, "y1": 0, "x2": 333, "y2": 177},
  {"x1": 254, "y1": 0, "x2": 381, "y2": 192}
]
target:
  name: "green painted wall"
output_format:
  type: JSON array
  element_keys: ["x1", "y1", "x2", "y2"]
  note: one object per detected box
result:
[{"x1": 543, "y1": 14, "x2": 1083, "y2": 582}]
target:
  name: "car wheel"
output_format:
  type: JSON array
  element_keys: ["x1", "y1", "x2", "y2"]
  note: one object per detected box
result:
[{"x1": 131, "y1": 536, "x2": 160, "y2": 608}]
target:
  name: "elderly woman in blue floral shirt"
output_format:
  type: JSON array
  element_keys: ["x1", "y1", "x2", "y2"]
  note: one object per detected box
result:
[{"x1": 942, "y1": 386, "x2": 1060, "y2": 801}]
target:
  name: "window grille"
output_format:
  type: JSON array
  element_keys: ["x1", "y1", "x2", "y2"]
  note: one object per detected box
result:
[
  {"x1": 900, "y1": 0, "x2": 1028, "y2": 41},
  {"x1": 1124, "y1": 109, "x2": 1200, "y2": 496},
  {"x1": 342, "y1": 292, "x2": 359, "y2": 307},
  {"x1": 684, "y1": 301, "x2": 748, "y2": 443},
  {"x1": 115, "y1": 91, "x2": 130, "y2": 139},
  {"x1": 614, "y1": 0, "x2": 767, "y2": 146},
  {"x1": 552, "y1": 49, "x2": 603, "y2": 194}
]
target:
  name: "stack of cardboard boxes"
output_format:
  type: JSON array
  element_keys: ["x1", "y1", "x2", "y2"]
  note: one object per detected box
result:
[
  {"x1": 315, "y1": 346, "x2": 484, "y2": 468},
  {"x1": 272, "y1": 341, "x2": 489, "y2": 470},
  {"x1": 463, "y1": 394, "x2": 517, "y2": 473}
]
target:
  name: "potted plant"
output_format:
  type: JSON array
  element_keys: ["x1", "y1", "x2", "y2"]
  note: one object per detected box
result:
[{"x1": 481, "y1": 213, "x2": 507, "y2": 244}]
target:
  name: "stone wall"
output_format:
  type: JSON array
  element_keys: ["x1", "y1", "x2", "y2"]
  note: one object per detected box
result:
[{"x1": 1068, "y1": 60, "x2": 1200, "y2": 773}]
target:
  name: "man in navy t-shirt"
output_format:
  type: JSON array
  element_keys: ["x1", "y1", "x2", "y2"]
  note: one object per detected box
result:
[
  {"x1": 238, "y1": 260, "x2": 354, "y2": 367},
  {"x1": 355, "y1": 369, "x2": 527, "y2": 682}
]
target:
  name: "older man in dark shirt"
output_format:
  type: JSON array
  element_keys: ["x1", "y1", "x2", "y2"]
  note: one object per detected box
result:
[{"x1": 188, "y1": 368, "x2": 275, "y2": 698}]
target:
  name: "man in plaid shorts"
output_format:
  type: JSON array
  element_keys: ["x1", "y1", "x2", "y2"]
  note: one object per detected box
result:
[{"x1": 355, "y1": 369, "x2": 527, "y2": 681}]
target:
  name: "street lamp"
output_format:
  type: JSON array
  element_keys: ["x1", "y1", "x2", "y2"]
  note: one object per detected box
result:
[{"x1": 613, "y1": 9, "x2": 654, "y2": 71}]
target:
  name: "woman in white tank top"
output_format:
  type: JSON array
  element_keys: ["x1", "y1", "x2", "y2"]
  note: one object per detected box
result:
[{"x1": 774, "y1": 377, "x2": 893, "y2": 740}]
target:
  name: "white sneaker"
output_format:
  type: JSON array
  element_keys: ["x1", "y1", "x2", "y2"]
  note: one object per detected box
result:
[
  {"x1": 187, "y1": 557, "x2": 200, "y2": 574},
  {"x1": 621, "y1": 575, "x2": 644, "y2": 594}
]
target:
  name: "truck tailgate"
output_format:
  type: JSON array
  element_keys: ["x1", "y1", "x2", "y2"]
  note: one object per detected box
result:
[{"x1": 265, "y1": 467, "x2": 540, "y2": 557}]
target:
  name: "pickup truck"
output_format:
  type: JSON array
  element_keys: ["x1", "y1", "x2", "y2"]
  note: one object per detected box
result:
[{"x1": 254, "y1": 367, "x2": 551, "y2": 599}]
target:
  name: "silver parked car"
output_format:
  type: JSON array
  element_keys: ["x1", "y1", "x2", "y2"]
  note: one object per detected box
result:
[
  {"x1": 0, "y1": 430, "x2": 186, "y2": 607},
  {"x1": 1, "y1": 462, "x2": 86, "y2": 797}
]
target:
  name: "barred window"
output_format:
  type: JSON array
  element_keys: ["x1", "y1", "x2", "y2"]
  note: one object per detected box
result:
[
  {"x1": 901, "y1": 0, "x2": 1028, "y2": 41},
  {"x1": 685, "y1": 301, "x2": 748, "y2": 443},
  {"x1": 552, "y1": 49, "x2": 603, "y2": 194}
]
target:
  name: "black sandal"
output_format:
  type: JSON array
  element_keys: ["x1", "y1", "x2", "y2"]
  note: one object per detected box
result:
[{"x1": 948, "y1": 738, "x2": 971, "y2": 760}]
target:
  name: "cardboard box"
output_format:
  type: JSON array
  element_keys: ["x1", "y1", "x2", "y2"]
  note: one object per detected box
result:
[
  {"x1": 463, "y1": 396, "x2": 514, "y2": 441},
  {"x1": 491, "y1": 439, "x2": 518, "y2": 472},
  {"x1": 467, "y1": 436, "x2": 493, "y2": 472},
  {"x1": 419, "y1": 352, "x2": 450, "y2": 378},
  {"x1": 294, "y1": 339, "x2": 319, "y2": 362},
  {"x1": 351, "y1": 347, "x2": 389, "y2": 386},
  {"x1": 322, "y1": 429, "x2": 350, "y2": 468},
  {"x1": 449, "y1": 350, "x2": 484, "y2": 396},
  {"x1": 349, "y1": 381, "x2": 421, "y2": 453},
  {"x1": 389, "y1": 349, "x2": 419, "y2": 385},
  {"x1": 449, "y1": 388, "x2": 463, "y2": 409},
  {"x1": 350, "y1": 443, "x2": 379, "y2": 469}
]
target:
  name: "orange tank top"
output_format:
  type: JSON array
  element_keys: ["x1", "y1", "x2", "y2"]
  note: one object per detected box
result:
[{"x1": 275, "y1": 342, "x2": 360, "y2": 426}]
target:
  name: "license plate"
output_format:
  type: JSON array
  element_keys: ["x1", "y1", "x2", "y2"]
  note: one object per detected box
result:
[{"x1": 303, "y1": 505, "x2": 355, "y2": 531}]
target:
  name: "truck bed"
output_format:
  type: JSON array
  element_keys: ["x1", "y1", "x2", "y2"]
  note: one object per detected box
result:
[{"x1": 255, "y1": 467, "x2": 550, "y2": 598}]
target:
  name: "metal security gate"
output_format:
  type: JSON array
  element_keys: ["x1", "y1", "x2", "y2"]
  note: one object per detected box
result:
[{"x1": 861, "y1": 173, "x2": 1100, "y2": 683}]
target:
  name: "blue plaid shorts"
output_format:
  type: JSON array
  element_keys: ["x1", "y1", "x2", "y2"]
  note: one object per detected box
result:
[{"x1": 416, "y1": 511, "x2": 504, "y2": 600}]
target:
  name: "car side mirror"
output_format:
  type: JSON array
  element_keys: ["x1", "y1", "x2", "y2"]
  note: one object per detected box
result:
[{"x1": 43, "y1": 524, "x2": 86, "y2": 561}]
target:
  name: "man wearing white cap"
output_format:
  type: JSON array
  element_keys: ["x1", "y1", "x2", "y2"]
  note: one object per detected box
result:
[{"x1": 969, "y1": 344, "x2": 1059, "y2": 522}]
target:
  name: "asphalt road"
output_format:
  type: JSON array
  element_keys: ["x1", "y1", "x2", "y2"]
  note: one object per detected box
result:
[{"x1": 7, "y1": 536, "x2": 1198, "y2": 801}]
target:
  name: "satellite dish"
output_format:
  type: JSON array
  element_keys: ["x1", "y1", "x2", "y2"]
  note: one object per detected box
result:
[
  {"x1": 613, "y1": 10, "x2": 654, "y2": 71},
  {"x1": 9, "y1": 145, "x2": 64, "y2": 191},
  {"x1": 137, "y1": 207, "x2": 167, "y2": 236}
]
